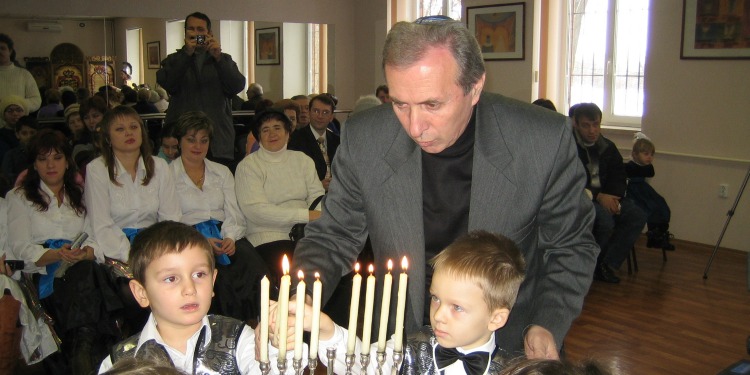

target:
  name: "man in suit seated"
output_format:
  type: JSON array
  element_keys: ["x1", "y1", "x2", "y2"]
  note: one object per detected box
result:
[
  {"x1": 572, "y1": 103, "x2": 647, "y2": 284},
  {"x1": 288, "y1": 93, "x2": 339, "y2": 191}
]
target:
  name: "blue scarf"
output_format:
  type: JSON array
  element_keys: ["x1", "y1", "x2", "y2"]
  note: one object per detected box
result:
[
  {"x1": 193, "y1": 220, "x2": 231, "y2": 266},
  {"x1": 39, "y1": 239, "x2": 72, "y2": 299}
]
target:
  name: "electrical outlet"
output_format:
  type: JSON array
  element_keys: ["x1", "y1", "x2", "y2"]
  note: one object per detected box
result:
[{"x1": 719, "y1": 184, "x2": 729, "y2": 198}]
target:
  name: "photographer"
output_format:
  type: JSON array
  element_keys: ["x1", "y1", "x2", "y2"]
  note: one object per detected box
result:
[{"x1": 156, "y1": 12, "x2": 245, "y2": 170}]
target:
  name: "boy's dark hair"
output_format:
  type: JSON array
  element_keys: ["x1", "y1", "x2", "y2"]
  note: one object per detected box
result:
[
  {"x1": 375, "y1": 84, "x2": 389, "y2": 96},
  {"x1": 499, "y1": 357, "x2": 616, "y2": 375},
  {"x1": 15, "y1": 116, "x2": 39, "y2": 133},
  {"x1": 310, "y1": 94, "x2": 337, "y2": 111},
  {"x1": 252, "y1": 110, "x2": 293, "y2": 140},
  {"x1": 173, "y1": 111, "x2": 214, "y2": 141},
  {"x1": 429, "y1": 230, "x2": 526, "y2": 311},
  {"x1": 632, "y1": 138, "x2": 655, "y2": 155},
  {"x1": 532, "y1": 98, "x2": 557, "y2": 112},
  {"x1": 129, "y1": 221, "x2": 215, "y2": 284},
  {"x1": 185, "y1": 12, "x2": 212, "y2": 32},
  {"x1": 573, "y1": 103, "x2": 602, "y2": 124}
]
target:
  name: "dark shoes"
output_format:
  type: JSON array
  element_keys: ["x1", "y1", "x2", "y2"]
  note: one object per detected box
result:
[
  {"x1": 647, "y1": 228, "x2": 676, "y2": 251},
  {"x1": 594, "y1": 263, "x2": 620, "y2": 284}
]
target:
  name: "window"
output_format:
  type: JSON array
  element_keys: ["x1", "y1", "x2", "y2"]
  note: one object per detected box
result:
[
  {"x1": 418, "y1": 0, "x2": 462, "y2": 20},
  {"x1": 310, "y1": 23, "x2": 321, "y2": 94},
  {"x1": 568, "y1": 0, "x2": 649, "y2": 126},
  {"x1": 125, "y1": 28, "x2": 142, "y2": 85}
]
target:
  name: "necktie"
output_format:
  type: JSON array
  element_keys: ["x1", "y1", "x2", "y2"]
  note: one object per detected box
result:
[
  {"x1": 317, "y1": 136, "x2": 331, "y2": 178},
  {"x1": 434, "y1": 345, "x2": 490, "y2": 375}
]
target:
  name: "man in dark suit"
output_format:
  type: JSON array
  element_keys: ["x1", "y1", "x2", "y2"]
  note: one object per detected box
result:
[
  {"x1": 292, "y1": 17, "x2": 598, "y2": 359},
  {"x1": 288, "y1": 94, "x2": 339, "y2": 191}
]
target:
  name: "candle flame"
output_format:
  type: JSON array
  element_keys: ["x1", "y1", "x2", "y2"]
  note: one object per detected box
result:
[
  {"x1": 298, "y1": 270, "x2": 304, "y2": 279},
  {"x1": 401, "y1": 256, "x2": 408, "y2": 270},
  {"x1": 368, "y1": 264, "x2": 374, "y2": 274},
  {"x1": 387, "y1": 259, "x2": 393, "y2": 272},
  {"x1": 354, "y1": 263, "x2": 361, "y2": 273},
  {"x1": 282, "y1": 255, "x2": 290, "y2": 275},
  {"x1": 315, "y1": 272, "x2": 320, "y2": 280}
]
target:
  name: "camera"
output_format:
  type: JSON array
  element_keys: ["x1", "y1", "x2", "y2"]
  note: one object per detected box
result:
[{"x1": 196, "y1": 35, "x2": 206, "y2": 45}]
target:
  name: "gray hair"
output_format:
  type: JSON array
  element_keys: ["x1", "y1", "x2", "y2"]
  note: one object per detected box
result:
[
  {"x1": 352, "y1": 95, "x2": 382, "y2": 115},
  {"x1": 248, "y1": 83, "x2": 263, "y2": 96},
  {"x1": 382, "y1": 19, "x2": 485, "y2": 95}
]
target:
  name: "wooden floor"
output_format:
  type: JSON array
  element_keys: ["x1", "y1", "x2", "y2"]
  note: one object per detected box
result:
[{"x1": 564, "y1": 237, "x2": 750, "y2": 374}]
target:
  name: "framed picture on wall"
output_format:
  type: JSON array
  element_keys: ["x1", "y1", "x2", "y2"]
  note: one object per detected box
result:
[
  {"x1": 466, "y1": 3, "x2": 525, "y2": 61},
  {"x1": 681, "y1": 0, "x2": 750, "y2": 59},
  {"x1": 256, "y1": 27, "x2": 281, "y2": 65},
  {"x1": 147, "y1": 41, "x2": 161, "y2": 68}
]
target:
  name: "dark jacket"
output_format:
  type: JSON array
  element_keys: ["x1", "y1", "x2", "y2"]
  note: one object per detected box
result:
[
  {"x1": 288, "y1": 127, "x2": 340, "y2": 181},
  {"x1": 574, "y1": 133, "x2": 626, "y2": 199}
]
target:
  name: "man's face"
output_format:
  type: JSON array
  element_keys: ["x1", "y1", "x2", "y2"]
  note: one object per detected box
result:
[
  {"x1": 377, "y1": 90, "x2": 390, "y2": 103},
  {"x1": 4, "y1": 105, "x2": 24, "y2": 126},
  {"x1": 294, "y1": 98, "x2": 310, "y2": 127},
  {"x1": 574, "y1": 115, "x2": 602, "y2": 144},
  {"x1": 309, "y1": 99, "x2": 333, "y2": 132},
  {"x1": 386, "y1": 46, "x2": 484, "y2": 154},
  {"x1": 429, "y1": 269, "x2": 506, "y2": 350},
  {"x1": 0, "y1": 42, "x2": 12, "y2": 66},
  {"x1": 129, "y1": 246, "x2": 217, "y2": 336},
  {"x1": 185, "y1": 16, "x2": 210, "y2": 47}
]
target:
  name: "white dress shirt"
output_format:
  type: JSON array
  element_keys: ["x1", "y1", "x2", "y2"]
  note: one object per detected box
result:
[
  {"x1": 97, "y1": 313, "x2": 306, "y2": 374},
  {"x1": 7, "y1": 183, "x2": 99, "y2": 273},
  {"x1": 84, "y1": 156, "x2": 181, "y2": 262},
  {"x1": 169, "y1": 157, "x2": 246, "y2": 240}
]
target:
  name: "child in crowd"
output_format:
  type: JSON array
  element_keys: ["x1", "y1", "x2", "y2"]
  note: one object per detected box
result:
[
  {"x1": 98, "y1": 221, "x2": 302, "y2": 374},
  {"x1": 498, "y1": 357, "x2": 616, "y2": 375},
  {"x1": 625, "y1": 133, "x2": 675, "y2": 251},
  {"x1": 275, "y1": 230, "x2": 526, "y2": 375},
  {"x1": 157, "y1": 124, "x2": 179, "y2": 163},
  {"x1": 1, "y1": 115, "x2": 37, "y2": 183}
]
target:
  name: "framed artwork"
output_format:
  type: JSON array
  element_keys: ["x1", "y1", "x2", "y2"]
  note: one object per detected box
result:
[
  {"x1": 681, "y1": 0, "x2": 750, "y2": 59},
  {"x1": 147, "y1": 41, "x2": 161, "y2": 68},
  {"x1": 256, "y1": 27, "x2": 280, "y2": 65},
  {"x1": 467, "y1": 3, "x2": 525, "y2": 61}
]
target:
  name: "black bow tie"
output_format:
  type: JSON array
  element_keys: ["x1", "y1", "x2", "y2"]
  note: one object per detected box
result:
[{"x1": 434, "y1": 345, "x2": 490, "y2": 375}]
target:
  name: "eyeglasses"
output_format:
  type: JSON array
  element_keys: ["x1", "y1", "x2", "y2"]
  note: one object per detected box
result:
[
  {"x1": 311, "y1": 108, "x2": 331, "y2": 116},
  {"x1": 414, "y1": 15, "x2": 454, "y2": 24}
]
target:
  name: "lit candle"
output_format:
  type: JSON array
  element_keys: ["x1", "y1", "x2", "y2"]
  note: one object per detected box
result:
[
  {"x1": 347, "y1": 263, "x2": 362, "y2": 355},
  {"x1": 309, "y1": 272, "x2": 322, "y2": 359},
  {"x1": 393, "y1": 257, "x2": 408, "y2": 353},
  {"x1": 293, "y1": 270, "x2": 306, "y2": 360},
  {"x1": 377, "y1": 260, "x2": 393, "y2": 352},
  {"x1": 277, "y1": 255, "x2": 291, "y2": 361},
  {"x1": 361, "y1": 264, "x2": 376, "y2": 352},
  {"x1": 260, "y1": 275, "x2": 270, "y2": 362}
]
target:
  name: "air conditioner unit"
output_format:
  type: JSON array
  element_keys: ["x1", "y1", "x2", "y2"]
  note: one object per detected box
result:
[{"x1": 27, "y1": 22, "x2": 63, "y2": 32}]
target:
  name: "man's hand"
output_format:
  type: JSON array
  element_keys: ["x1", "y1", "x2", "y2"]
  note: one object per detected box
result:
[
  {"x1": 206, "y1": 36, "x2": 222, "y2": 61},
  {"x1": 0, "y1": 254, "x2": 13, "y2": 277},
  {"x1": 596, "y1": 193, "x2": 621, "y2": 215},
  {"x1": 524, "y1": 325, "x2": 559, "y2": 360},
  {"x1": 184, "y1": 35, "x2": 199, "y2": 56}
]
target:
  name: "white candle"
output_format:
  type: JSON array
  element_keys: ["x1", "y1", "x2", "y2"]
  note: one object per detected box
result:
[
  {"x1": 294, "y1": 270, "x2": 305, "y2": 360},
  {"x1": 377, "y1": 260, "x2": 393, "y2": 352},
  {"x1": 277, "y1": 255, "x2": 291, "y2": 361},
  {"x1": 309, "y1": 272, "x2": 322, "y2": 359},
  {"x1": 393, "y1": 257, "x2": 408, "y2": 353},
  {"x1": 347, "y1": 263, "x2": 362, "y2": 355},
  {"x1": 260, "y1": 275, "x2": 270, "y2": 362},
  {"x1": 361, "y1": 264, "x2": 376, "y2": 352}
]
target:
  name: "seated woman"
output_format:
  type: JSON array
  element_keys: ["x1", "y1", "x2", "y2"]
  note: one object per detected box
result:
[
  {"x1": 83, "y1": 105, "x2": 180, "y2": 332},
  {"x1": 169, "y1": 111, "x2": 268, "y2": 321},
  {"x1": 6, "y1": 129, "x2": 121, "y2": 374},
  {"x1": 235, "y1": 110, "x2": 325, "y2": 282}
]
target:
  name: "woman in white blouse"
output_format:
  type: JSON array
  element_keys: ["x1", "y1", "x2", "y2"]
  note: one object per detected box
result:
[
  {"x1": 83, "y1": 105, "x2": 180, "y2": 333},
  {"x1": 7, "y1": 129, "x2": 121, "y2": 374},
  {"x1": 235, "y1": 110, "x2": 325, "y2": 282},
  {"x1": 169, "y1": 111, "x2": 268, "y2": 321}
]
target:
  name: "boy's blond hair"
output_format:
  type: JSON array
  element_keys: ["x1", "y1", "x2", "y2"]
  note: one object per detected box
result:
[
  {"x1": 129, "y1": 221, "x2": 215, "y2": 284},
  {"x1": 429, "y1": 230, "x2": 526, "y2": 312},
  {"x1": 632, "y1": 138, "x2": 655, "y2": 155}
]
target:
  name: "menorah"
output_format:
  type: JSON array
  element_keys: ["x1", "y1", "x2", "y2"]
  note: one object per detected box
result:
[{"x1": 257, "y1": 255, "x2": 409, "y2": 375}]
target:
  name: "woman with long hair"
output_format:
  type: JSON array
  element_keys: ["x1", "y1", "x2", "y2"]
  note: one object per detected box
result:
[
  {"x1": 7, "y1": 129, "x2": 121, "y2": 374},
  {"x1": 83, "y1": 105, "x2": 180, "y2": 334}
]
